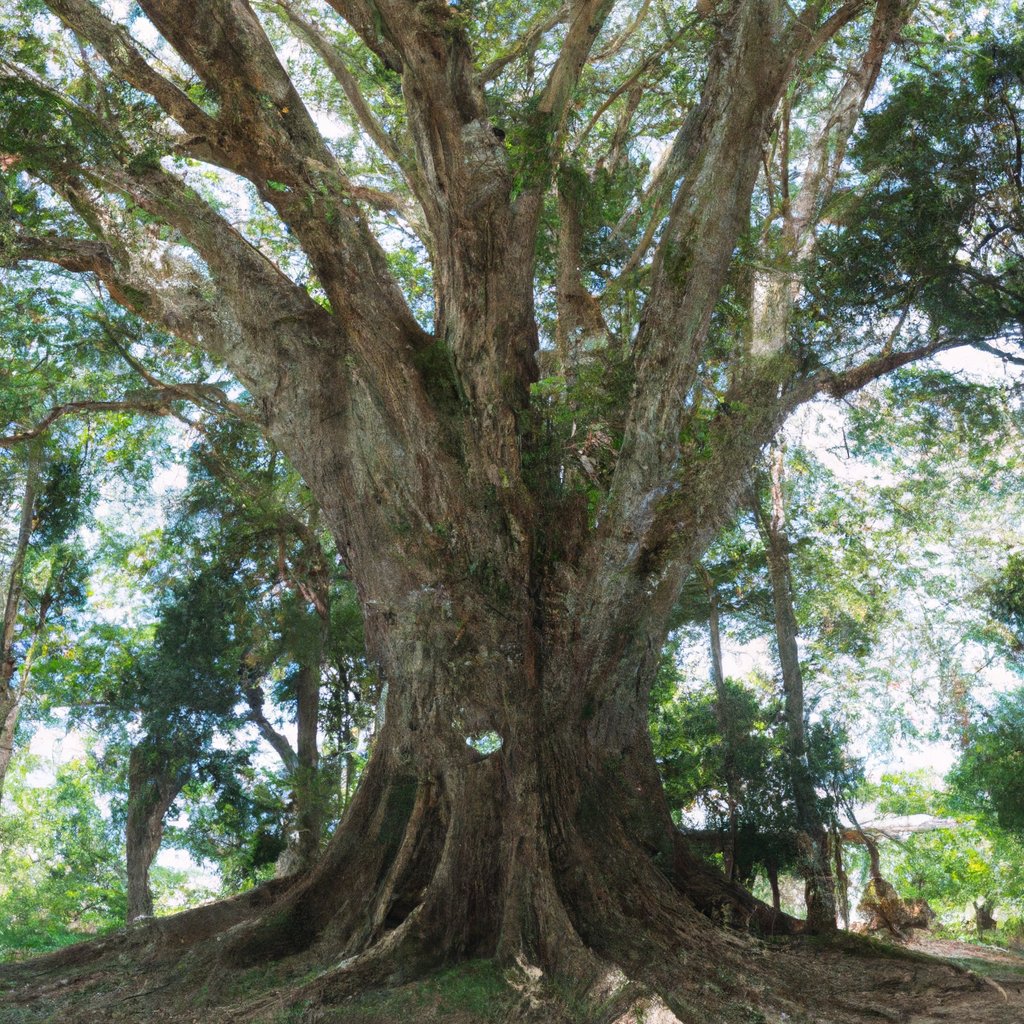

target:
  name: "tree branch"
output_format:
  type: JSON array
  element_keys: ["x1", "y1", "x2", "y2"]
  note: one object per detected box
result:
[
  {"x1": 242, "y1": 680, "x2": 299, "y2": 773},
  {"x1": 478, "y1": 5, "x2": 570, "y2": 83},
  {"x1": 814, "y1": 337, "x2": 961, "y2": 398},
  {"x1": 46, "y1": 0, "x2": 224, "y2": 158},
  {"x1": 0, "y1": 397, "x2": 179, "y2": 450},
  {"x1": 270, "y1": 1, "x2": 409, "y2": 171},
  {"x1": 53, "y1": 0, "x2": 424, "y2": 344},
  {"x1": 536, "y1": 0, "x2": 616, "y2": 128}
]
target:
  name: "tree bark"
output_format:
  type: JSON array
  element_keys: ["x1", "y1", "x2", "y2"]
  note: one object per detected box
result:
[
  {"x1": 0, "y1": 445, "x2": 41, "y2": 802},
  {"x1": 125, "y1": 740, "x2": 186, "y2": 921},
  {"x1": 756, "y1": 446, "x2": 837, "y2": 934}
]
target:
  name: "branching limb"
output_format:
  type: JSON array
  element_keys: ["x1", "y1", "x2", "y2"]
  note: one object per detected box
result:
[
  {"x1": 45, "y1": 0, "x2": 225, "y2": 161},
  {"x1": 478, "y1": 5, "x2": 570, "y2": 83},
  {"x1": 49, "y1": 0, "x2": 423, "y2": 342},
  {"x1": 242, "y1": 679, "x2": 300, "y2": 772},
  {"x1": 814, "y1": 337, "x2": 962, "y2": 398},
  {"x1": 269, "y1": 1, "x2": 411, "y2": 173},
  {"x1": 593, "y1": 0, "x2": 653, "y2": 61},
  {"x1": 969, "y1": 338, "x2": 1024, "y2": 368},
  {"x1": 536, "y1": 0, "x2": 617, "y2": 132},
  {"x1": 95, "y1": 324, "x2": 257, "y2": 423},
  {"x1": 786, "y1": 0, "x2": 911, "y2": 249},
  {"x1": 322, "y1": 0, "x2": 404, "y2": 71},
  {"x1": 0, "y1": 397, "x2": 179, "y2": 450},
  {"x1": 11, "y1": 233, "x2": 225, "y2": 345},
  {"x1": 791, "y1": 0, "x2": 870, "y2": 60}
]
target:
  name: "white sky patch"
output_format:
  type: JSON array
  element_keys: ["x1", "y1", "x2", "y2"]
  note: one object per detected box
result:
[{"x1": 25, "y1": 727, "x2": 88, "y2": 787}]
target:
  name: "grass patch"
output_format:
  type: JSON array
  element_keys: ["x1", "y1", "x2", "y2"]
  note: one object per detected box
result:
[
  {"x1": 322, "y1": 960, "x2": 516, "y2": 1023},
  {"x1": 946, "y1": 952, "x2": 1024, "y2": 980}
]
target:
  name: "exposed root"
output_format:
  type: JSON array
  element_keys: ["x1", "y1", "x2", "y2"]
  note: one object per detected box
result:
[{"x1": 980, "y1": 974, "x2": 1010, "y2": 1003}]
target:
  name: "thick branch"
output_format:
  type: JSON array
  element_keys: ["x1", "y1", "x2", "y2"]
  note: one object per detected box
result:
[
  {"x1": 814, "y1": 338, "x2": 960, "y2": 398},
  {"x1": 55, "y1": 0, "x2": 423, "y2": 343},
  {"x1": 46, "y1": 0, "x2": 224, "y2": 157},
  {"x1": 536, "y1": 0, "x2": 616, "y2": 128}
]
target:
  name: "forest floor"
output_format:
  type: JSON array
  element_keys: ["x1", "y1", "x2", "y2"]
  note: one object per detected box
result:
[{"x1": 1, "y1": 927, "x2": 1022, "y2": 1024}]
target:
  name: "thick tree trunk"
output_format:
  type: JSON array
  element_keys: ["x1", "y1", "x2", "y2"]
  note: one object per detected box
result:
[
  {"x1": 757, "y1": 447, "x2": 837, "y2": 934},
  {"x1": 217, "y1": 562, "x2": 795, "y2": 996},
  {"x1": 125, "y1": 741, "x2": 186, "y2": 921}
]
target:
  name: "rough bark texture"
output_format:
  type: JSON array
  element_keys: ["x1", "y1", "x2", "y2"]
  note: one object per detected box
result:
[
  {"x1": 125, "y1": 741, "x2": 187, "y2": 921},
  {"x1": 0, "y1": 0, "x2": 947, "y2": 1010}
]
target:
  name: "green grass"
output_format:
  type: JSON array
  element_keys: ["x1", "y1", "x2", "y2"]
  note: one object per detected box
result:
[{"x1": 320, "y1": 960, "x2": 517, "y2": 1023}]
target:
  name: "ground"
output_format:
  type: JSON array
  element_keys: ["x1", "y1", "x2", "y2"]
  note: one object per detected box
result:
[{"x1": 1, "y1": 916, "x2": 1023, "y2": 1024}]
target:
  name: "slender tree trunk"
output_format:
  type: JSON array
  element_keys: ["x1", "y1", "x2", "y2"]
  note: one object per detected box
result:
[
  {"x1": 700, "y1": 565, "x2": 741, "y2": 882},
  {"x1": 768, "y1": 863, "x2": 782, "y2": 915},
  {"x1": 0, "y1": 702, "x2": 21, "y2": 799},
  {"x1": 756, "y1": 447, "x2": 837, "y2": 934},
  {"x1": 243, "y1": 652, "x2": 323, "y2": 875},
  {"x1": 125, "y1": 741, "x2": 185, "y2": 921},
  {"x1": 291, "y1": 661, "x2": 322, "y2": 871},
  {"x1": 0, "y1": 446, "x2": 41, "y2": 802},
  {"x1": 835, "y1": 840, "x2": 851, "y2": 930}
]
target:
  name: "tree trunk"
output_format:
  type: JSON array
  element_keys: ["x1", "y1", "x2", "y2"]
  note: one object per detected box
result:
[
  {"x1": 756, "y1": 446, "x2": 837, "y2": 934},
  {"x1": 0, "y1": 445, "x2": 41, "y2": 802},
  {"x1": 125, "y1": 741, "x2": 186, "y2": 921},
  {"x1": 215, "y1": 564, "x2": 794, "y2": 990},
  {"x1": 768, "y1": 863, "x2": 782, "y2": 915},
  {"x1": 700, "y1": 566, "x2": 741, "y2": 882},
  {"x1": 288, "y1": 661, "x2": 323, "y2": 873},
  {"x1": 0, "y1": 701, "x2": 21, "y2": 800}
]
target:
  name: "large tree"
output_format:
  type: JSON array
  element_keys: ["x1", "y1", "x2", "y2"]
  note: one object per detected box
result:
[{"x1": 1, "y1": 0, "x2": 1022, "y2": 1012}]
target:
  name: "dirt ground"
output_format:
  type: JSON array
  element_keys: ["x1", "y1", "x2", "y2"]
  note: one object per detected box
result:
[
  {"x1": 901, "y1": 937, "x2": 1024, "y2": 1024},
  {"x1": 1, "y1": 930, "x2": 1023, "y2": 1024}
]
